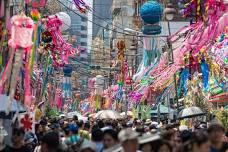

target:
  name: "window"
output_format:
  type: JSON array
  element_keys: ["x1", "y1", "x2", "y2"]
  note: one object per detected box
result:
[
  {"x1": 81, "y1": 26, "x2": 87, "y2": 30},
  {"x1": 81, "y1": 42, "x2": 87, "y2": 46},
  {"x1": 81, "y1": 17, "x2": 87, "y2": 22},
  {"x1": 80, "y1": 57, "x2": 86, "y2": 62},
  {"x1": 81, "y1": 34, "x2": 87, "y2": 38}
]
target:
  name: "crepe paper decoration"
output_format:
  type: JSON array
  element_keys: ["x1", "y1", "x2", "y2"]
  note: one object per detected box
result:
[
  {"x1": 225, "y1": 56, "x2": 228, "y2": 63},
  {"x1": 8, "y1": 15, "x2": 34, "y2": 49},
  {"x1": 140, "y1": 1, "x2": 163, "y2": 24},
  {"x1": 29, "y1": 23, "x2": 38, "y2": 75},
  {"x1": 55, "y1": 12, "x2": 71, "y2": 32},
  {"x1": 197, "y1": 0, "x2": 201, "y2": 15},
  {"x1": 142, "y1": 25, "x2": 162, "y2": 35},
  {"x1": 133, "y1": 37, "x2": 160, "y2": 82},
  {"x1": 20, "y1": 114, "x2": 33, "y2": 131},
  {"x1": 42, "y1": 31, "x2": 52, "y2": 43},
  {"x1": 0, "y1": 0, "x2": 4, "y2": 18},
  {"x1": 147, "y1": 12, "x2": 228, "y2": 92},
  {"x1": 7, "y1": 15, "x2": 34, "y2": 108},
  {"x1": 30, "y1": 9, "x2": 41, "y2": 21},
  {"x1": 46, "y1": 15, "x2": 79, "y2": 67},
  {"x1": 0, "y1": 50, "x2": 15, "y2": 94},
  {"x1": 115, "y1": 85, "x2": 123, "y2": 101},
  {"x1": 211, "y1": 86, "x2": 223, "y2": 96},
  {"x1": 62, "y1": 66, "x2": 72, "y2": 98},
  {"x1": 129, "y1": 91, "x2": 143, "y2": 102},
  {"x1": 183, "y1": 0, "x2": 197, "y2": 17},
  {"x1": 73, "y1": 0, "x2": 90, "y2": 13},
  {"x1": 14, "y1": 82, "x2": 21, "y2": 101},
  {"x1": 178, "y1": 68, "x2": 189, "y2": 96},
  {"x1": 29, "y1": 0, "x2": 47, "y2": 8},
  {"x1": 200, "y1": 59, "x2": 209, "y2": 90}
]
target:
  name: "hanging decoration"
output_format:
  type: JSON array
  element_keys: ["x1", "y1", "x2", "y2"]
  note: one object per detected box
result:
[
  {"x1": 0, "y1": 14, "x2": 34, "y2": 109},
  {"x1": 73, "y1": 0, "x2": 90, "y2": 13},
  {"x1": 0, "y1": 0, "x2": 5, "y2": 18},
  {"x1": 20, "y1": 114, "x2": 33, "y2": 131},
  {"x1": 140, "y1": 1, "x2": 163, "y2": 24},
  {"x1": 30, "y1": 9, "x2": 41, "y2": 22},
  {"x1": 25, "y1": 0, "x2": 47, "y2": 8},
  {"x1": 45, "y1": 14, "x2": 79, "y2": 67},
  {"x1": 55, "y1": 88, "x2": 62, "y2": 109},
  {"x1": 62, "y1": 65, "x2": 73, "y2": 99},
  {"x1": 126, "y1": 0, "x2": 228, "y2": 110},
  {"x1": 117, "y1": 40, "x2": 125, "y2": 85}
]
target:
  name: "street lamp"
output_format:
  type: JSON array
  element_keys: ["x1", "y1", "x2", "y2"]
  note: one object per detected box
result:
[{"x1": 164, "y1": 3, "x2": 179, "y2": 112}]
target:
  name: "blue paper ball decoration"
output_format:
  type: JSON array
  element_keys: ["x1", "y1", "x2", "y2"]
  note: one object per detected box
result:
[
  {"x1": 63, "y1": 65, "x2": 73, "y2": 76},
  {"x1": 142, "y1": 25, "x2": 162, "y2": 35},
  {"x1": 140, "y1": 1, "x2": 163, "y2": 24}
]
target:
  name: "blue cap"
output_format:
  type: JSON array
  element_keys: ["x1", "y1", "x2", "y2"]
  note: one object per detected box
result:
[{"x1": 68, "y1": 123, "x2": 79, "y2": 132}]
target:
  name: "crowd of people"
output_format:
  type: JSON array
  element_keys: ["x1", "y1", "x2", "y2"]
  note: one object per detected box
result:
[{"x1": 0, "y1": 115, "x2": 228, "y2": 152}]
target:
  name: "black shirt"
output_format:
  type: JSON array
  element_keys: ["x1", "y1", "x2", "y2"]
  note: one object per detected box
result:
[{"x1": 3, "y1": 145, "x2": 31, "y2": 152}]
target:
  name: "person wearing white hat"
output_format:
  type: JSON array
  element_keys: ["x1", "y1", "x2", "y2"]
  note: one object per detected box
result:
[
  {"x1": 179, "y1": 125, "x2": 189, "y2": 132},
  {"x1": 80, "y1": 140, "x2": 97, "y2": 152},
  {"x1": 118, "y1": 128, "x2": 141, "y2": 152}
]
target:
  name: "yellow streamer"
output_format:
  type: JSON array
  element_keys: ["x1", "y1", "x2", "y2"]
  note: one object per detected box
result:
[{"x1": 29, "y1": 24, "x2": 38, "y2": 74}]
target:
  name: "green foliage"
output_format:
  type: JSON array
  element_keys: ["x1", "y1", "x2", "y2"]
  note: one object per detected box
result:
[
  {"x1": 213, "y1": 109, "x2": 228, "y2": 128},
  {"x1": 45, "y1": 104, "x2": 60, "y2": 118}
]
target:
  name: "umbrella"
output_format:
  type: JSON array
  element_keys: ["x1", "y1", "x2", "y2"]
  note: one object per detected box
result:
[
  {"x1": 0, "y1": 95, "x2": 26, "y2": 119},
  {"x1": 67, "y1": 111, "x2": 88, "y2": 122},
  {"x1": 178, "y1": 106, "x2": 206, "y2": 119},
  {"x1": 95, "y1": 110, "x2": 122, "y2": 119},
  {"x1": 88, "y1": 113, "x2": 96, "y2": 118},
  {"x1": 120, "y1": 111, "x2": 133, "y2": 117}
]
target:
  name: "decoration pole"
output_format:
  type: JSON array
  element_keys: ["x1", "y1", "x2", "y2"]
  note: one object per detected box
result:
[{"x1": 167, "y1": 15, "x2": 179, "y2": 111}]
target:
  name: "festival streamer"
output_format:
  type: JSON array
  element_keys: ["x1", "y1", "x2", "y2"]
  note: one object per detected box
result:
[
  {"x1": 200, "y1": 59, "x2": 209, "y2": 90},
  {"x1": 73, "y1": 0, "x2": 90, "y2": 13},
  {"x1": 46, "y1": 15, "x2": 78, "y2": 67}
]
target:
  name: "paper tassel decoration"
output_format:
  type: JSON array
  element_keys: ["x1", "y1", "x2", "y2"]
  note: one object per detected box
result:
[
  {"x1": 0, "y1": 0, "x2": 4, "y2": 18},
  {"x1": 73, "y1": 0, "x2": 89, "y2": 13},
  {"x1": 55, "y1": 88, "x2": 62, "y2": 109},
  {"x1": 26, "y1": 0, "x2": 47, "y2": 8},
  {"x1": 46, "y1": 15, "x2": 79, "y2": 67},
  {"x1": 6, "y1": 14, "x2": 34, "y2": 108},
  {"x1": 62, "y1": 65, "x2": 72, "y2": 98},
  {"x1": 200, "y1": 59, "x2": 209, "y2": 90}
]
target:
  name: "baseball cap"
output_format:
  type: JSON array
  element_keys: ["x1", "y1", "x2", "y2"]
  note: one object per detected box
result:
[
  {"x1": 68, "y1": 123, "x2": 79, "y2": 132},
  {"x1": 118, "y1": 128, "x2": 139, "y2": 143}
]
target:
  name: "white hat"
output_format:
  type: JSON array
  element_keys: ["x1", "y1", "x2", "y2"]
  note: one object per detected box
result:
[
  {"x1": 179, "y1": 125, "x2": 188, "y2": 131},
  {"x1": 118, "y1": 128, "x2": 139, "y2": 143},
  {"x1": 139, "y1": 134, "x2": 160, "y2": 144},
  {"x1": 145, "y1": 119, "x2": 152, "y2": 125},
  {"x1": 80, "y1": 140, "x2": 96, "y2": 152}
]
